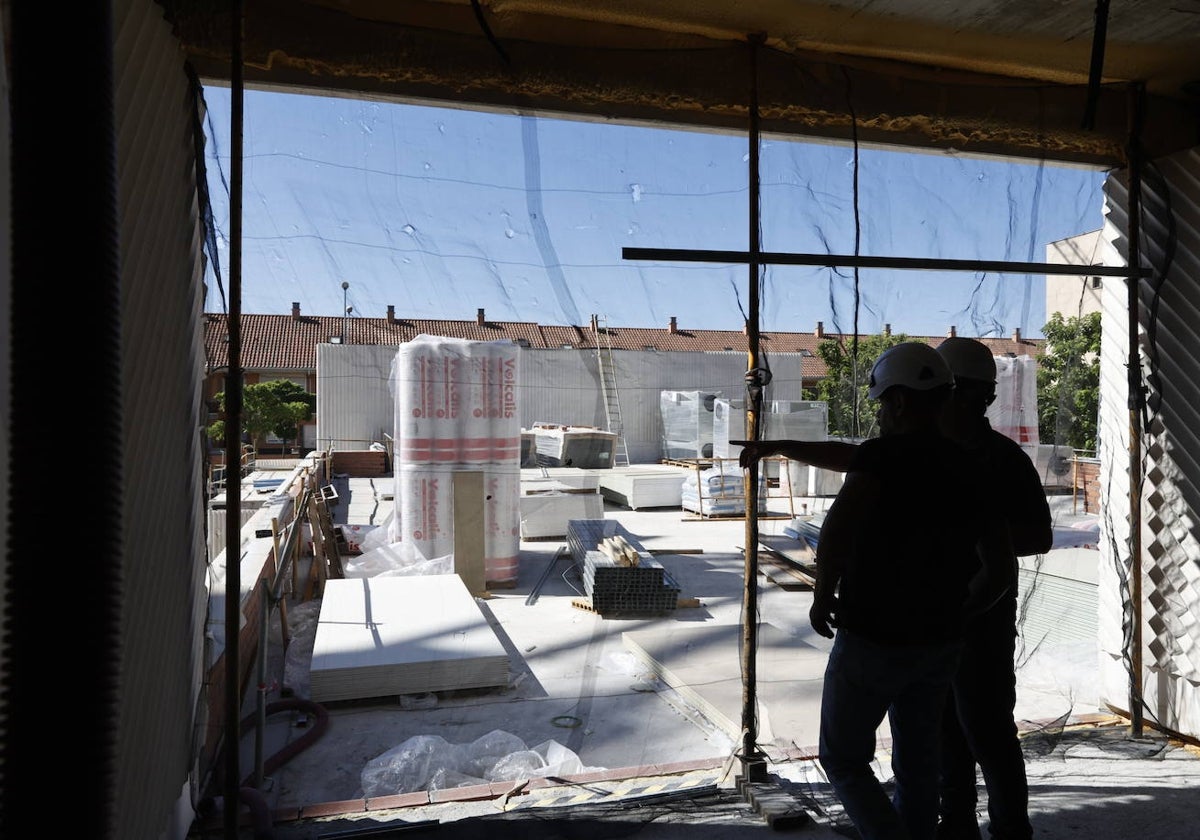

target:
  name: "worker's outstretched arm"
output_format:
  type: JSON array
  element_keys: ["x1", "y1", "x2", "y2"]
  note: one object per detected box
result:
[{"x1": 731, "y1": 439, "x2": 858, "y2": 473}]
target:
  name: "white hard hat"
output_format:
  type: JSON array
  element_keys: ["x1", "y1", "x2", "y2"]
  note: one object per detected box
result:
[
  {"x1": 937, "y1": 337, "x2": 997, "y2": 384},
  {"x1": 868, "y1": 342, "x2": 954, "y2": 399}
]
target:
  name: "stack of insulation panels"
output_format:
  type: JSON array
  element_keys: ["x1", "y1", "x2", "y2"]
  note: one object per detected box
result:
[
  {"x1": 567, "y1": 519, "x2": 680, "y2": 615},
  {"x1": 392, "y1": 335, "x2": 521, "y2": 586},
  {"x1": 309, "y1": 575, "x2": 510, "y2": 703},
  {"x1": 532, "y1": 424, "x2": 617, "y2": 469},
  {"x1": 597, "y1": 465, "x2": 688, "y2": 510},
  {"x1": 659, "y1": 390, "x2": 719, "y2": 459},
  {"x1": 518, "y1": 486, "x2": 604, "y2": 538}
]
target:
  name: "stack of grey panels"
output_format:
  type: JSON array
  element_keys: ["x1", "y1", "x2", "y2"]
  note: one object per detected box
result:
[{"x1": 567, "y1": 519, "x2": 681, "y2": 615}]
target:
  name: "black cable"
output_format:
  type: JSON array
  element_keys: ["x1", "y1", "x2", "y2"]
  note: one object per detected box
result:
[
  {"x1": 1137, "y1": 159, "x2": 1175, "y2": 422},
  {"x1": 470, "y1": 0, "x2": 511, "y2": 66},
  {"x1": 1081, "y1": 1, "x2": 1111, "y2": 131},
  {"x1": 842, "y1": 67, "x2": 864, "y2": 439},
  {"x1": 187, "y1": 63, "x2": 228, "y2": 320}
]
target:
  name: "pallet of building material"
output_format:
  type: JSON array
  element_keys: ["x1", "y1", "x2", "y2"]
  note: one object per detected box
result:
[
  {"x1": 597, "y1": 466, "x2": 688, "y2": 510},
  {"x1": 532, "y1": 424, "x2": 617, "y2": 469},
  {"x1": 567, "y1": 519, "x2": 681, "y2": 615},
  {"x1": 572, "y1": 595, "x2": 701, "y2": 615},
  {"x1": 581, "y1": 553, "x2": 681, "y2": 614},
  {"x1": 518, "y1": 491, "x2": 604, "y2": 539}
]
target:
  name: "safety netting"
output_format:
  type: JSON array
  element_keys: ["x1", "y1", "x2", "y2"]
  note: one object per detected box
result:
[{"x1": 200, "y1": 84, "x2": 1116, "y2": 817}]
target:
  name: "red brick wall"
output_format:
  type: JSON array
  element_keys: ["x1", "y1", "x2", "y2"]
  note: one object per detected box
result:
[
  {"x1": 331, "y1": 449, "x2": 390, "y2": 476},
  {"x1": 1074, "y1": 459, "x2": 1101, "y2": 514}
]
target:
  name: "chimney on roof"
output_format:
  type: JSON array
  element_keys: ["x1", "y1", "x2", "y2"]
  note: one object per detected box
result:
[
  {"x1": 477, "y1": 308, "x2": 486, "y2": 326},
  {"x1": 815, "y1": 321, "x2": 824, "y2": 338},
  {"x1": 948, "y1": 325, "x2": 957, "y2": 338},
  {"x1": 387, "y1": 305, "x2": 395, "y2": 324},
  {"x1": 291, "y1": 302, "x2": 300, "y2": 321},
  {"x1": 668, "y1": 316, "x2": 678, "y2": 334},
  {"x1": 1012, "y1": 327, "x2": 1022, "y2": 342},
  {"x1": 883, "y1": 323, "x2": 891, "y2": 336},
  {"x1": 743, "y1": 320, "x2": 749, "y2": 336}
]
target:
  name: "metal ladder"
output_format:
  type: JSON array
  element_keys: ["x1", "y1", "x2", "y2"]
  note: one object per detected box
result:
[{"x1": 591, "y1": 314, "x2": 630, "y2": 467}]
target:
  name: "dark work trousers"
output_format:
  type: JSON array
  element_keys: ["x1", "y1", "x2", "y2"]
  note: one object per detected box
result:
[{"x1": 939, "y1": 597, "x2": 1032, "y2": 840}]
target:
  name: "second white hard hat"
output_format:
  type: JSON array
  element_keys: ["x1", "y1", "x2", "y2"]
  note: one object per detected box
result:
[
  {"x1": 867, "y1": 341, "x2": 955, "y2": 399},
  {"x1": 937, "y1": 337, "x2": 997, "y2": 384}
]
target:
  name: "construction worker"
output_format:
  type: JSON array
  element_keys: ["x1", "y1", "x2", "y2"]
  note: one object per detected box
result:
[
  {"x1": 752, "y1": 341, "x2": 1015, "y2": 840},
  {"x1": 735, "y1": 336, "x2": 1050, "y2": 840},
  {"x1": 932, "y1": 338, "x2": 1051, "y2": 840}
]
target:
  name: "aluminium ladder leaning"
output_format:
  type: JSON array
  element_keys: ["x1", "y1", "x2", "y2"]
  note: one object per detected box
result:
[{"x1": 591, "y1": 314, "x2": 630, "y2": 467}]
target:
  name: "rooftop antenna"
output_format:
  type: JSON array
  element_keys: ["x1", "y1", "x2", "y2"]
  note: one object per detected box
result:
[{"x1": 341, "y1": 280, "x2": 349, "y2": 344}]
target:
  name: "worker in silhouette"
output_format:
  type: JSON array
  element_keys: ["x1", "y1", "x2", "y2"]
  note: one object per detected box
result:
[
  {"x1": 736, "y1": 336, "x2": 1049, "y2": 840},
  {"x1": 739, "y1": 341, "x2": 1015, "y2": 840},
  {"x1": 929, "y1": 338, "x2": 1051, "y2": 840}
]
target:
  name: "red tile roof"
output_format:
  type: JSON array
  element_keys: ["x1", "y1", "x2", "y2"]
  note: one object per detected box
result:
[{"x1": 203, "y1": 311, "x2": 1043, "y2": 378}]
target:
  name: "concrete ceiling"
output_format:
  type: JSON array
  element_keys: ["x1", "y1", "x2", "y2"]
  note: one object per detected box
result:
[{"x1": 162, "y1": 0, "x2": 1200, "y2": 165}]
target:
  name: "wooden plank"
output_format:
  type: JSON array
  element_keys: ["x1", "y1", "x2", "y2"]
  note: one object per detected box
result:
[
  {"x1": 270, "y1": 517, "x2": 290, "y2": 644},
  {"x1": 305, "y1": 494, "x2": 329, "y2": 599},
  {"x1": 453, "y1": 470, "x2": 487, "y2": 596},
  {"x1": 761, "y1": 557, "x2": 815, "y2": 589},
  {"x1": 315, "y1": 494, "x2": 344, "y2": 579}
]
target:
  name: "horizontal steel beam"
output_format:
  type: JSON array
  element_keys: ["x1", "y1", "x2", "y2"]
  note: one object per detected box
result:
[{"x1": 623, "y1": 247, "x2": 1150, "y2": 278}]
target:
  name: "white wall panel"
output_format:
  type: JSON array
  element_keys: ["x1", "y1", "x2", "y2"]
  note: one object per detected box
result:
[{"x1": 319, "y1": 345, "x2": 811, "y2": 465}]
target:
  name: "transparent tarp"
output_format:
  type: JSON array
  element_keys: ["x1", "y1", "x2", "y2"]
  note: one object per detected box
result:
[{"x1": 202, "y1": 86, "x2": 1112, "y2": 817}]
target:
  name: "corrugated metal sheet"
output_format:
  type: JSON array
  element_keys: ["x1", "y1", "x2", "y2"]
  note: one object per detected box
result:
[
  {"x1": 113, "y1": 2, "x2": 209, "y2": 839},
  {"x1": 1017, "y1": 568, "x2": 1098, "y2": 649},
  {"x1": 316, "y1": 344, "x2": 399, "y2": 451},
  {"x1": 1099, "y1": 147, "x2": 1200, "y2": 740}
]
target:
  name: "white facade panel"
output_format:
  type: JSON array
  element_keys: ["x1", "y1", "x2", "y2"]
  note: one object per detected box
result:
[
  {"x1": 319, "y1": 345, "x2": 812, "y2": 464},
  {"x1": 1099, "y1": 148, "x2": 1200, "y2": 739}
]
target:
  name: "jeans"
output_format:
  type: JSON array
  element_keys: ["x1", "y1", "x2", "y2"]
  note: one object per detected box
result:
[
  {"x1": 820, "y1": 629, "x2": 965, "y2": 840},
  {"x1": 940, "y1": 598, "x2": 1032, "y2": 840}
]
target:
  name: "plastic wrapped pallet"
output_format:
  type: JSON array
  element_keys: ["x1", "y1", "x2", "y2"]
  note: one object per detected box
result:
[
  {"x1": 659, "y1": 390, "x2": 720, "y2": 459},
  {"x1": 391, "y1": 335, "x2": 521, "y2": 586},
  {"x1": 680, "y1": 462, "x2": 766, "y2": 516},
  {"x1": 712, "y1": 398, "x2": 829, "y2": 479},
  {"x1": 531, "y1": 424, "x2": 617, "y2": 468}
]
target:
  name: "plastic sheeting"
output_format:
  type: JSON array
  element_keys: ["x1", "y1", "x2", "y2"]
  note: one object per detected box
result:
[
  {"x1": 390, "y1": 335, "x2": 521, "y2": 584},
  {"x1": 200, "y1": 87, "x2": 1106, "y2": 341},
  {"x1": 200, "y1": 84, "x2": 1123, "y2": 795}
]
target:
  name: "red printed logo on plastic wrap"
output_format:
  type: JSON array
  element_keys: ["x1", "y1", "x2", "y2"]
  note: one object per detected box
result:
[
  {"x1": 501, "y1": 357, "x2": 517, "y2": 418},
  {"x1": 412, "y1": 477, "x2": 439, "y2": 540}
]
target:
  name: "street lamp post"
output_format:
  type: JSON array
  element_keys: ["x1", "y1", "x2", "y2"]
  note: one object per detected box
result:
[{"x1": 341, "y1": 281, "x2": 349, "y2": 343}]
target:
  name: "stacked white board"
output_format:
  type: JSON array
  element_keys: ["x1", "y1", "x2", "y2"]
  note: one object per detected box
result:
[
  {"x1": 597, "y1": 466, "x2": 688, "y2": 510},
  {"x1": 519, "y1": 491, "x2": 604, "y2": 538},
  {"x1": 309, "y1": 575, "x2": 510, "y2": 703}
]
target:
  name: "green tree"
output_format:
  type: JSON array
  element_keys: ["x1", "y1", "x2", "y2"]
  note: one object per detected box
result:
[
  {"x1": 208, "y1": 379, "x2": 315, "y2": 452},
  {"x1": 1037, "y1": 311, "x2": 1101, "y2": 454},
  {"x1": 814, "y1": 332, "x2": 908, "y2": 438}
]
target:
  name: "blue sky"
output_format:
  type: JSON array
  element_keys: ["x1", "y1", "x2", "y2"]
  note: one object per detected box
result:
[{"x1": 200, "y1": 86, "x2": 1109, "y2": 338}]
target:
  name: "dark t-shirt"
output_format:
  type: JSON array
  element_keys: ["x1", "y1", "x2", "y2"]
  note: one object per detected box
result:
[
  {"x1": 974, "y1": 421, "x2": 1051, "y2": 560},
  {"x1": 835, "y1": 429, "x2": 993, "y2": 645}
]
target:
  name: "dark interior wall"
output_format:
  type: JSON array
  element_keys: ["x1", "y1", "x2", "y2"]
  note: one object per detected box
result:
[
  {"x1": 3, "y1": 1, "x2": 213, "y2": 838},
  {"x1": 112, "y1": 1, "x2": 213, "y2": 838}
]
